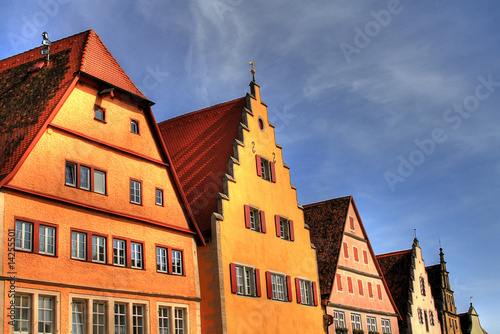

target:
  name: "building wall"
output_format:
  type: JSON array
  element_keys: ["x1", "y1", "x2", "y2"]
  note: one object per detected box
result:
[
  {"x1": 199, "y1": 84, "x2": 325, "y2": 333},
  {"x1": 1, "y1": 83, "x2": 201, "y2": 333},
  {"x1": 329, "y1": 203, "x2": 399, "y2": 334},
  {"x1": 409, "y1": 245, "x2": 442, "y2": 334}
]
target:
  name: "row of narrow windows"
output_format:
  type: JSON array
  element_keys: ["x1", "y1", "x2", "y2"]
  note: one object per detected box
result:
[
  {"x1": 333, "y1": 310, "x2": 393, "y2": 334},
  {"x1": 13, "y1": 219, "x2": 184, "y2": 275},
  {"x1": 335, "y1": 273, "x2": 383, "y2": 300}
]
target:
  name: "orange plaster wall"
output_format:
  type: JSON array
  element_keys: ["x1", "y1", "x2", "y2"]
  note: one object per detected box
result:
[
  {"x1": 215, "y1": 87, "x2": 325, "y2": 333},
  {"x1": 8, "y1": 86, "x2": 189, "y2": 230},
  {"x1": 3, "y1": 191, "x2": 198, "y2": 297},
  {"x1": 51, "y1": 82, "x2": 162, "y2": 160}
]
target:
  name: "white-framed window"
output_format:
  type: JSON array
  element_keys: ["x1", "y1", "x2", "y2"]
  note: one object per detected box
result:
[
  {"x1": 130, "y1": 179, "x2": 142, "y2": 204},
  {"x1": 260, "y1": 156, "x2": 271, "y2": 181},
  {"x1": 93, "y1": 301, "x2": 106, "y2": 334},
  {"x1": 38, "y1": 296, "x2": 54, "y2": 334},
  {"x1": 94, "y1": 170, "x2": 106, "y2": 194},
  {"x1": 133, "y1": 305, "x2": 145, "y2": 334},
  {"x1": 113, "y1": 239, "x2": 126, "y2": 266},
  {"x1": 131, "y1": 242, "x2": 143, "y2": 269},
  {"x1": 115, "y1": 303, "x2": 127, "y2": 334},
  {"x1": 14, "y1": 294, "x2": 31, "y2": 334},
  {"x1": 131, "y1": 119, "x2": 139, "y2": 134},
  {"x1": 175, "y1": 308, "x2": 185, "y2": 334},
  {"x1": 271, "y1": 273, "x2": 287, "y2": 301},
  {"x1": 72, "y1": 300, "x2": 86, "y2": 334},
  {"x1": 15, "y1": 220, "x2": 33, "y2": 251},
  {"x1": 39, "y1": 225, "x2": 55, "y2": 255},
  {"x1": 279, "y1": 217, "x2": 290, "y2": 240},
  {"x1": 333, "y1": 310, "x2": 346, "y2": 328},
  {"x1": 249, "y1": 208, "x2": 259, "y2": 231},
  {"x1": 351, "y1": 313, "x2": 362, "y2": 330},
  {"x1": 94, "y1": 105, "x2": 105, "y2": 122},
  {"x1": 65, "y1": 162, "x2": 77, "y2": 187},
  {"x1": 158, "y1": 303, "x2": 188, "y2": 334},
  {"x1": 71, "y1": 231, "x2": 86, "y2": 260},
  {"x1": 299, "y1": 279, "x2": 314, "y2": 305},
  {"x1": 157, "y1": 246, "x2": 168, "y2": 273},
  {"x1": 92, "y1": 235, "x2": 106, "y2": 263},
  {"x1": 156, "y1": 188, "x2": 164, "y2": 206},
  {"x1": 172, "y1": 249, "x2": 183, "y2": 275},
  {"x1": 235, "y1": 265, "x2": 256, "y2": 296},
  {"x1": 80, "y1": 166, "x2": 91, "y2": 190},
  {"x1": 158, "y1": 306, "x2": 170, "y2": 334},
  {"x1": 381, "y1": 318, "x2": 392, "y2": 333},
  {"x1": 367, "y1": 316, "x2": 377, "y2": 332}
]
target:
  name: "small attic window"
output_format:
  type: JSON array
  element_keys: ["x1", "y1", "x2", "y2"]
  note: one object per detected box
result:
[
  {"x1": 28, "y1": 62, "x2": 45, "y2": 76},
  {"x1": 94, "y1": 105, "x2": 106, "y2": 122}
]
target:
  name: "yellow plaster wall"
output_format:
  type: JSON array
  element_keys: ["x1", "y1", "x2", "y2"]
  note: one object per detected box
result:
[{"x1": 216, "y1": 86, "x2": 325, "y2": 333}]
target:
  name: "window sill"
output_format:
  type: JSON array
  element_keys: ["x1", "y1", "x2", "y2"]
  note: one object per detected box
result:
[
  {"x1": 130, "y1": 201, "x2": 143, "y2": 206},
  {"x1": 94, "y1": 118, "x2": 107, "y2": 124},
  {"x1": 157, "y1": 271, "x2": 186, "y2": 277}
]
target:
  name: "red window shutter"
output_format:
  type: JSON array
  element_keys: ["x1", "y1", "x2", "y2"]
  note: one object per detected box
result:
[
  {"x1": 270, "y1": 161, "x2": 276, "y2": 182},
  {"x1": 354, "y1": 247, "x2": 359, "y2": 262},
  {"x1": 260, "y1": 210, "x2": 267, "y2": 233},
  {"x1": 312, "y1": 282, "x2": 318, "y2": 306},
  {"x1": 347, "y1": 277, "x2": 353, "y2": 293},
  {"x1": 358, "y1": 280, "x2": 363, "y2": 296},
  {"x1": 377, "y1": 284, "x2": 382, "y2": 300},
  {"x1": 336, "y1": 273, "x2": 342, "y2": 291},
  {"x1": 266, "y1": 271, "x2": 273, "y2": 299},
  {"x1": 255, "y1": 269, "x2": 261, "y2": 297},
  {"x1": 275, "y1": 215, "x2": 281, "y2": 237},
  {"x1": 349, "y1": 216, "x2": 355, "y2": 230},
  {"x1": 295, "y1": 278, "x2": 302, "y2": 304},
  {"x1": 363, "y1": 250, "x2": 368, "y2": 264},
  {"x1": 343, "y1": 242, "x2": 349, "y2": 258},
  {"x1": 230, "y1": 263, "x2": 237, "y2": 294},
  {"x1": 289, "y1": 220, "x2": 295, "y2": 241},
  {"x1": 368, "y1": 282, "x2": 373, "y2": 298},
  {"x1": 286, "y1": 275, "x2": 293, "y2": 302},
  {"x1": 244, "y1": 205, "x2": 251, "y2": 229},
  {"x1": 256, "y1": 155, "x2": 262, "y2": 177}
]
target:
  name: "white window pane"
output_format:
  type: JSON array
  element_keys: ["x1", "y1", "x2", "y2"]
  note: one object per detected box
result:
[{"x1": 94, "y1": 170, "x2": 106, "y2": 194}]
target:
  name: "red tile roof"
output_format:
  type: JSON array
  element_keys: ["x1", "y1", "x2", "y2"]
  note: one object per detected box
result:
[
  {"x1": 303, "y1": 196, "x2": 352, "y2": 297},
  {"x1": 376, "y1": 249, "x2": 413, "y2": 331},
  {"x1": 158, "y1": 98, "x2": 247, "y2": 237},
  {"x1": 0, "y1": 30, "x2": 147, "y2": 184}
]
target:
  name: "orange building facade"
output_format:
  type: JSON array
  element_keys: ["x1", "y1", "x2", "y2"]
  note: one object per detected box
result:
[
  {"x1": 159, "y1": 82, "x2": 325, "y2": 333},
  {"x1": 0, "y1": 31, "x2": 203, "y2": 334},
  {"x1": 304, "y1": 196, "x2": 401, "y2": 334}
]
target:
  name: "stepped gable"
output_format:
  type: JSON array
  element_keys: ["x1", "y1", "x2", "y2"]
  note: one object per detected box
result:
[
  {"x1": 0, "y1": 30, "x2": 148, "y2": 184},
  {"x1": 303, "y1": 196, "x2": 351, "y2": 297},
  {"x1": 377, "y1": 249, "x2": 413, "y2": 330},
  {"x1": 158, "y1": 97, "x2": 247, "y2": 237}
]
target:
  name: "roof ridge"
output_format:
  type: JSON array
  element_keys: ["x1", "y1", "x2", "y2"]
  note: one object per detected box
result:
[
  {"x1": 376, "y1": 249, "x2": 412, "y2": 258},
  {"x1": 158, "y1": 97, "x2": 246, "y2": 126},
  {"x1": 80, "y1": 29, "x2": 94, "y2": 72},
  {"x1": 303, "y1": 195, "x2": 352, "y2": 208}
]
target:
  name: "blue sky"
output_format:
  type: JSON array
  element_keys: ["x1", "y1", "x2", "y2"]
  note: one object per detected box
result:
[{"x1": 2, "y1": 0, "x2": 499, "y2": 330}]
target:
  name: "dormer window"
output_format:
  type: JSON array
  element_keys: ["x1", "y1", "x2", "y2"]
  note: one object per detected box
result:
[
  {"x1": 131, "y1": 119, "x2": 139, "y2": 134},
  {"x1": 94, "y1": 105, "x2": 105, "y2": 122}
]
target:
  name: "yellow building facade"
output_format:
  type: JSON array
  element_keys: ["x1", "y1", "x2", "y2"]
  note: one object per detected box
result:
[{"x1": 159, "y1": 81, "x2": 325, "y2": 333}]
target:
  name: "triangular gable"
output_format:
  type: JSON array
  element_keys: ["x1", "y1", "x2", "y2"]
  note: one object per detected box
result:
[
  {"x1": 304, "y1": 196, "x2": 401, "y2": 319},
  {"x1": 158, "y1": 97, "x2": 247, "y2": 237}
]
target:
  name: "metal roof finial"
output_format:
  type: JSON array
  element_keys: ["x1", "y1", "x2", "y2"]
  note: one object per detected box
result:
[
  {"x1": 41, "y1": 31, "x2": 51, "y2": 62},
  {"x1": 249, "y1": 61, "x2": 256, "y2": 82}
]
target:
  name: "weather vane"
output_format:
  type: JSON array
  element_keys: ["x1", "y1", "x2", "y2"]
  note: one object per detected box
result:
[{"x1": 249, "y1": 61, "x2": 256, "y2": 82}]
